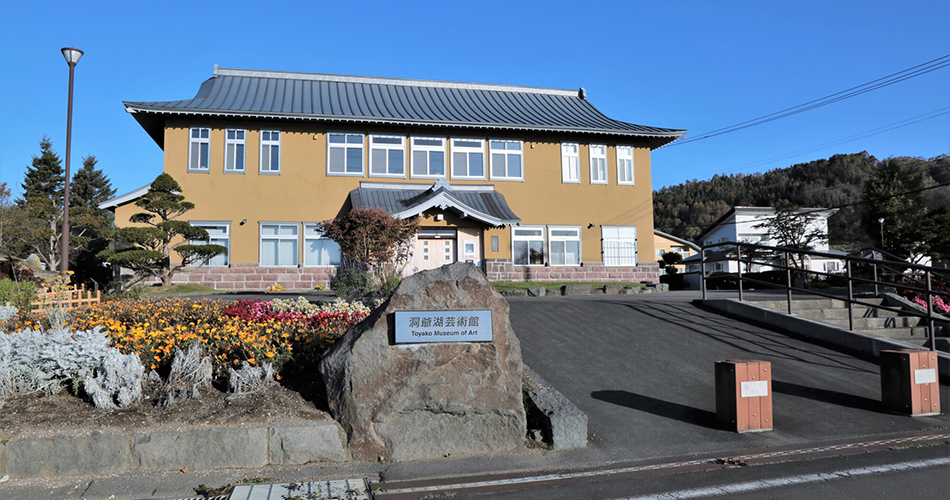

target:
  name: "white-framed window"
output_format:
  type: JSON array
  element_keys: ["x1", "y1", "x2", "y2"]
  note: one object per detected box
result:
[
  {"x1": 189, "y1": 222, "x2": 230, "y2": 267},
  {"x1": 602, "y1": 225, "x2": 637, "y2": 266},
  {"x1": 451, "y1": 138, "x2": 486, "y2": 179},
  {"x1": 328, "y1": 132, "x2": 365, "y2": 176},
  {"x1": 411, "y1": 136, "x2": 446, "y2": 178},
  {"x1": 617, "y1": 145, "x2": 634, "y2": 185},
  {"x1": 512, "y1": 226, "x2": 545, "y2": 266},
  {"x1": 260, "y1": 223, "x2": 298, "y2": 267},
  {"x1": 589, "y1": 144, "x2": 607, "y2": 184},
  {"x1": 260, "y1": 130, "x2": 281, "y2": 174},
  {"x1": 561, "y1": 142, "x2": 579, "y2": 183},
  {"x1": 224, "y1": 129, "x2": 246, "y2": 173},
  {"x1": 188, "y1": 127, "x2": 210, "y2": 172},
  {"x1": 490, "y1": 140, "x2": 523, "y2": 181},
  {"x1": 548, "y1": 226, "x2": 581, "y2": 266},
  {"x1": 303, "y1": 224, "x2": 342, "y2": 267},
  {"x1": 369, "y1": 135, "x2": 405, "y2": 177}
]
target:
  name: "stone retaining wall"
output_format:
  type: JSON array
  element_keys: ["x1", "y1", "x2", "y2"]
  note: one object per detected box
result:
[
  {"x1": 485, "y1": 260, "x2": 660, "y2": 284},
  {"x1": 144, "y1": 263, "x2": 336, "y2": 292},
  {"x1": 0, "y1": 421, "x2": 349, "y2": 479}
]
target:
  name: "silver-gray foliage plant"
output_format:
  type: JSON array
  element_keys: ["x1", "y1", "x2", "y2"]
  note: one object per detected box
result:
[
  {"x1": 227, "y1": 361, "x2": 276, "y2": 400},
  {"x1": 160, "y1": 343, "x2": 212, "y2": 407},
  {"x1": 0, "y1": 327, "x2": 144, "y2": 409},
  {"x1": 0, "y1": 305, "x2": 17, "y2": 322},
  {"x1": 83, "y1": 349, "x2": 146, "y2": 409}
]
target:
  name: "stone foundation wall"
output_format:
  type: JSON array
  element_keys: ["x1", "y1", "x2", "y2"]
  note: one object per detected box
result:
[
  {"x1": 485, "y1": 260, "x2": 660, "y2": 284},
  {"x1": 144, "y1": 263, "x2": 336, "y2": 291}
]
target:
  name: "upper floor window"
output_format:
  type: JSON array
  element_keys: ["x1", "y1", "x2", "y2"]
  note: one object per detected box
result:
[
  {"x1": 260, "y1": 130, "x2": 280, "y2": 174},
  {"x1": 561, "y1": 142, "x2": 579, "y2": 183},
  {"x1": 188, "y1": 127, "x2": 210, "y2": 172},
  {"x1": 490, "y1": 140, "x2": 523, "y2": 181},
  {"x1": 617, "y1": 146, "x2": 634, "y2": 185},
  {"x1": 512, "y1": 226, "x2": 545, "y2": 266},
  {"x1": 303, "y1": 224, "x2": 342, "y2": 267},
  {"x1": 451, "y1": 138, "x2": 485, "y2": 179},
  {"x1": 328, "y1": 133, "x2": 364, "y2": 176},
  {"x1": 589, "y1": 144, "x2": 607, "y2": 184},
  {"x1": 369, "y1": 135, "x2": 405, "y2": 177},
  {"x1": 411, "y1": 137, "x2": 446, "y2": 178},
  {"x1": 225, "y1": 129, "x2": 246, "y2": 173}
]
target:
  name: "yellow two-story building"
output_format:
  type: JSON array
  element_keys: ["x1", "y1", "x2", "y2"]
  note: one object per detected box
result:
[{"x1": 105, "y1": 66, "x2": 685, "y2": 290}]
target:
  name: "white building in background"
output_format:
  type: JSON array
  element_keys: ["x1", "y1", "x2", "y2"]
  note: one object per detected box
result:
[{"x1": 683, "y1": 207, "x2": 845, "y2": 286}]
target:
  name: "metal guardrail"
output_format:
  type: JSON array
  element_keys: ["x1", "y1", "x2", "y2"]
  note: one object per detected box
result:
[{"x1": 698, "y1": 242, "x2": 949, "y2": 351}]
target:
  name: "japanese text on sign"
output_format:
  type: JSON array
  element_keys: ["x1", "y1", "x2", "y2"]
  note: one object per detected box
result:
[{"x1": 394, "y1": 310, "x2": 493, "y2": 344}]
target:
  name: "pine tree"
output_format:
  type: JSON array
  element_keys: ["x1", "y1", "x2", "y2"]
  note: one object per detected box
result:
[
  {"x1": 101, "y1": 173, "x2": 227, "y2": 287},
  {"x1": 70, "y1": 155, "x2": 116, "y2": 209},
  {"x1": 20, "y1": 136, "x2": 65, "y2": 207}
]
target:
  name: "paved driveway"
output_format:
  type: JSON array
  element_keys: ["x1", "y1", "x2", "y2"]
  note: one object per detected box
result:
[{"x1": 508, "y1": 291, "x2": 948, "y2": 464}]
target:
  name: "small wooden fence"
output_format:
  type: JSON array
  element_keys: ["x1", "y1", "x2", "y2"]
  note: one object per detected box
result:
[{"x1": 31, "y1": 284, "x2": 101, "y2": 313}]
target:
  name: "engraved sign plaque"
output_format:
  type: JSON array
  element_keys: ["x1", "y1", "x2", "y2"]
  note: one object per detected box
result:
[
  {"x1": 740, "y1": 380, "x2": 769, "y2": 398},
  {"x1": 394, "y1": 310, "x2": 493, "y2": 344},
  {"x1": 915, "y1": 368, "x2": 937, "y2": 385}
]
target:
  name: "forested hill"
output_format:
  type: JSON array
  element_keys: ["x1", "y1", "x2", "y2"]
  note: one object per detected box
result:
[{"x1": 653, "y1": 152, "x2": 949, "y2": 250}]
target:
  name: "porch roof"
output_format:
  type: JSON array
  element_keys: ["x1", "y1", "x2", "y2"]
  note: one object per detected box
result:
[{"x1": 348, "y1": 180, "x2": 521, "y2": 227}]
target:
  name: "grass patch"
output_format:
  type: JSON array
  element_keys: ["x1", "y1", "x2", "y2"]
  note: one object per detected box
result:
[
  {"x1": 492, "y1": 281, "x2": 643, "y2": 291},
  {"x1": 139, "y1": 284, "x2": 217, "y2": 294}
]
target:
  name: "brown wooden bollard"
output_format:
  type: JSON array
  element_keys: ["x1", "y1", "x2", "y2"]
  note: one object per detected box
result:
[
  {"x1": 716, "y1": 360, "x2": 773, "y2": 432},
  {"x1": 880, "y1": 350, "x2": 941, "y2": 416}
]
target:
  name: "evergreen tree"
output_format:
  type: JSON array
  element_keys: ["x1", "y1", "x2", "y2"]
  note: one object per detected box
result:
[
  {"x1": 101, "y1": 173, "x2": 227, "y2": 287},
  {"x1": 19, "y1": 136, "x2": 64, "y2": 207},
  {"x1": 70, "y1": 155, "x2": 116, "y2": 209},
  {"x1": 68, "y1": 155, "x2": 117, "y2": 287}
]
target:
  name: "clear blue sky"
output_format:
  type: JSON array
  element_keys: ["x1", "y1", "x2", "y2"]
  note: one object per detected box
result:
[{"x1": 1, "y1": 0, "x2": 947, "y2": 198}]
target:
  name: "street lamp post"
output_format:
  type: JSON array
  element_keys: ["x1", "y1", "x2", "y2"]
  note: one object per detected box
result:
[
  {"x1": 878, "y1": 217, "x2": 885, "y2": 249},
  {"x1": 60, "y1": 47, "x2": 83, "y2": 274}
]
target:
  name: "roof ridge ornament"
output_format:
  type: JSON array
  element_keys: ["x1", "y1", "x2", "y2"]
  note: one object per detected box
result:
[
  {"x1": 433, "y1": 179, "x2": 451, "y2": 191},
  {"x1": 578, "y1": 87, "x2": 586, "y2": 99}
]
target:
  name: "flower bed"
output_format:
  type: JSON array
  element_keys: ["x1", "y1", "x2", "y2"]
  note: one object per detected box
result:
[
  {"x1": 45, "y1": 297, "x2": 370, "y2": 376},
  {"x1": 902, "y1": 278, "x2": 950, "y2": 315}
]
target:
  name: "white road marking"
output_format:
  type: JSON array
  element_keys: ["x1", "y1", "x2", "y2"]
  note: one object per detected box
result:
[{"x1": 619, "y1": 457, "x2": 950, "y2": 500}]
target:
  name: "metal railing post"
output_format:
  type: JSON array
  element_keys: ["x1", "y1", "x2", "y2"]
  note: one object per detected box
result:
[
  {"x1": 785, "y1": 251, "x2": 793, "y2": 315},
  {"x1": 701, "y1": 248, "x2": 707, "y2": 300},
  {"x1": 926, "y1": 271, "x2": 935, "y2": 351},
  {"x1": 846, "y1": 260, "x2": 854, "y2": 331},
  {"x1": 737, "y1": 243, "x2": 744, "y2": 302},
  {"x1": 872, "y1": 263, "x2": 879, "y2": 296}
]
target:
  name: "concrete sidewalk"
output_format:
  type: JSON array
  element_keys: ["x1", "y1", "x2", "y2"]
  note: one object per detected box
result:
[{"x1": 3, "y1": 291, "x2": 946, "y2": 500}]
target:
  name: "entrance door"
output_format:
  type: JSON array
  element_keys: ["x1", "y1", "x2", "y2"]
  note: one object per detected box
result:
[{"x1": 408, "y1": 228, "x2": 457, "y2": 274}]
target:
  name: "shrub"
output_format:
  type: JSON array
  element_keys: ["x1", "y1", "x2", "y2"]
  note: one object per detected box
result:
[
  {"x1": 83, "y1": 349, "x2": 145, "y2": 409},
  {"x1": 0, "y1": 279, "x2": 38, "y2": 319},
  {"x1": 331, "y1": 267, "x2": 373, "y2": 302}
]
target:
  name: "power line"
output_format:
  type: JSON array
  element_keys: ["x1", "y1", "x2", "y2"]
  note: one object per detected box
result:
[
  {"x1": 656, "y1": 106, "x2": 950, "y2": 185},
  {"x1": 658, "y1": 181, "x2": 950, "y2": 235},
  {"x1": 666, "y1": 55, "x2": 950, "y2": 147}
]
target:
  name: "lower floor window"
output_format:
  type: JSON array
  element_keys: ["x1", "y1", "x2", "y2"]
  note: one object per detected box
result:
[
  {"x1": 512, "y1": 227, "x2": 545, "y2": 266},
  {"x1": 304, "y1": 224, "x2": 342, "y2": 267},
  {"x1": 602, "y1": 225, "x2": 637, "y2": 266},
  {"x1": 190, "y1": 222, "x2": 230, "y2": 267},
  {"x1": 548, "y1": 227, "x2": 581, "y2": 266},
  {"x1": 261, "y1": 223, "x2": 298, "y2": 267}
]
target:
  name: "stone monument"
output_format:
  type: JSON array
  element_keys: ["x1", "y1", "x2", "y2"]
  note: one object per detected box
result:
[{"x1": 319, "y1": 263, "x2": 526, "y2": 461}]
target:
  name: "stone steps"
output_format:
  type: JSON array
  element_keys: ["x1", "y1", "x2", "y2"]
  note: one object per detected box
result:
[{"x1": 749, "y1": 297, "x2": 946, "y2": 350}]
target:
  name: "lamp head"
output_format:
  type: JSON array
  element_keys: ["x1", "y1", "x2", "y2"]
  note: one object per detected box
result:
[{"x1": 61, "y1": 47, "x2": 84, "y2": 66}]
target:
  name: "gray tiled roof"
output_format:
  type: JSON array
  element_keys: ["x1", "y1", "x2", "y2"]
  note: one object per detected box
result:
[
  {"x1": 125, "y1": 67, "x2": 685, "y2": 149},
  {"x1": 349, "y1": 181, "x2": 520, "y2": 227}
]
